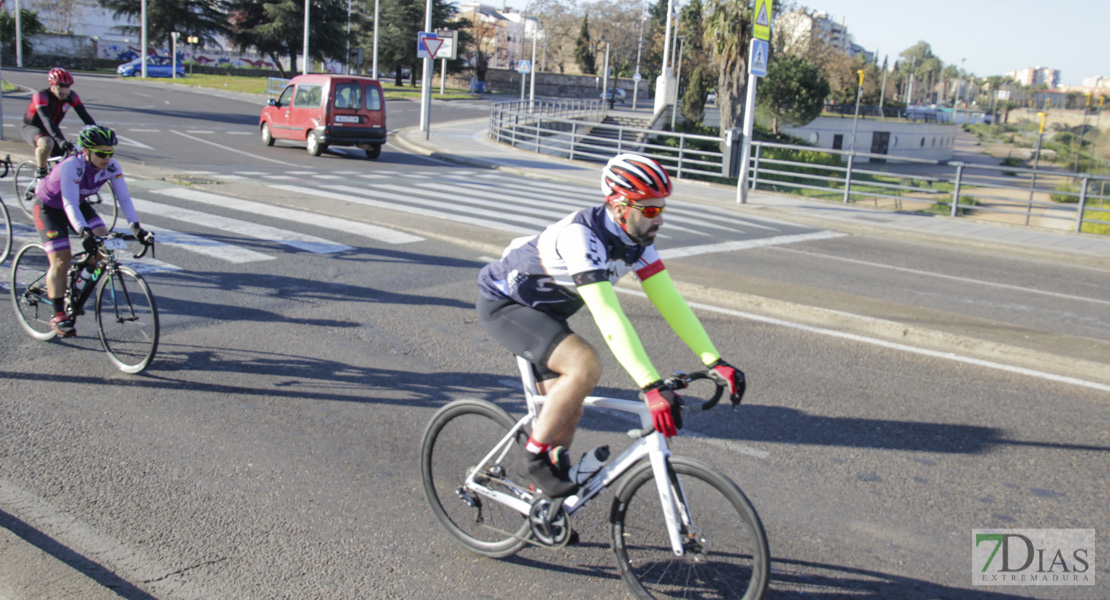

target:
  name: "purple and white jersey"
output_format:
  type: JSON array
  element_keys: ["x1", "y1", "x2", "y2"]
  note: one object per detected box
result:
[{"x1": 35, "y1": 155, "x2": 138, "y2": 232}]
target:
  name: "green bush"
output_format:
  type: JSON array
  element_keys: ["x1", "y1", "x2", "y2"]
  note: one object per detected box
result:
[
  {"x1": 1000, "y1": 156, "x2": 1024, "y2": 168},
  {"x1": 927, "y1": 195, "x2": 980, "y2": 216},
  {"x1": 1051, "y1": 182, "x2": 1079, "y2": 203}
]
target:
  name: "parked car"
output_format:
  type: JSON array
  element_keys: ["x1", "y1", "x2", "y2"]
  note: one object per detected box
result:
[
  {"x1": 600, "y1": 88, "x2": 627, "y2": 103},
  {"x1": 117, "y1": 56, "x2": 185, "y2": 78},
  {"x1": 259, "y1": 73, "x2": 387, "y2": 159}
]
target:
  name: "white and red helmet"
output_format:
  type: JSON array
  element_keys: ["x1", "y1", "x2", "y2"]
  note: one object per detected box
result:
[
  {"x1": 48, "y1": 68, "x2": 74, "y2": 86},
  {"x1": 600, "y1": 153, "x2": 673, "y2": 202}
]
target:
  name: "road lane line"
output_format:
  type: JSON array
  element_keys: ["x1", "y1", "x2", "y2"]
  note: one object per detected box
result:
[
  {"x1": 615, "y1": 287, "x2": 1110, "y2": 394},
  {"x1": 156, "y1": 187, "x2": 424, "y2": 244},
  {"x1": 773, "y1": 246, "x2": 1110, "y2": 307},
  {"x1": 659, "y1": 230, "x2": 847, "y2": 259},
  {"x1": 169, "y1": 130, "x2": 300, "y2": 167}
]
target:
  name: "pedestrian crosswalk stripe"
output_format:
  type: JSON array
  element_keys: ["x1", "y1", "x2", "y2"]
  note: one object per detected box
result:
[
  {"x1": 370, "y1": 183, "x2": 556, "y2": 229},
  {"x1": 157, "y1": 187, "x2": 424, "y2": 244},
  {"x1": 267, "y1": 183, "x2": 536, "y2": 235},
  {"x1": 144, "y1": 224, "x2": 275, "y2": 263},
  {"x1": 133, "y1": 198, "x2": 355, "y2": 254}
]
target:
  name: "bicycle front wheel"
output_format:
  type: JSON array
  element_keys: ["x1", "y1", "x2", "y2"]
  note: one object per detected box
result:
[
  {"x1": 611, "y1": 456, "x2": 770, "y2": 600},
  {"x1": 420, "y1": 399, "x2": 531, "y2": 558},
  {"x1": 10, "y1": 242, "x2": 57, "y2": 340},
  {"x1": 13, "y1": 160, "x2": 38, "y2": 220},
  {"x1": 89, "y1": 188, "x2": 119, "y2": 232},
  {"x1": 95, "y1": 266, "x2": 159, "y2": 373},
  {"x1": 0, "y1": 198, "x2": 11, "y2": 264}
]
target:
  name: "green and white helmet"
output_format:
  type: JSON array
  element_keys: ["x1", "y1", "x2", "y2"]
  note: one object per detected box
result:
[{"x1": 78, "y1": 124, "x2": 118, "y2": 148}]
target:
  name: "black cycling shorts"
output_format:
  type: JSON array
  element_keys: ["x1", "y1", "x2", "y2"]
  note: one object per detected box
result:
[
  {"x1": 33, "y1": 200, "x2": 104, "y2": 254},
  {"x1": 21, "y1": 123, "x2": 52, "y2": 147},
  {"x1": 476, "y1": 296, "x2": 573, "y2": 381}
]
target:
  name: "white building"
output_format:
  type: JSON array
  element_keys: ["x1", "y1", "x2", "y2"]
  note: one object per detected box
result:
[
  {"x1": 775, "y1": 9, "x2": 871, "y2": 61},
  {"x1": 1006, "y1": 66, "x2": 1062, "y2": 88}
]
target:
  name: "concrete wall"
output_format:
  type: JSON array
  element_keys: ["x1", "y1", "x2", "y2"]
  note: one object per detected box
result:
[{"x1": 782, "y1": 116, "x2": 958, "y2": 161}]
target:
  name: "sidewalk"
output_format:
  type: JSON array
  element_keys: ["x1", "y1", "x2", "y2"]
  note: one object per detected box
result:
[{"x1": 394, "y1": 116, "x2": 1110, "y2": 264}]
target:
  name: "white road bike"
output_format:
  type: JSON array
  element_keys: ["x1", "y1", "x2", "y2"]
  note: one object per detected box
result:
[{"x1": 420, "y1": 356, "x2": 771, "y2": 599}]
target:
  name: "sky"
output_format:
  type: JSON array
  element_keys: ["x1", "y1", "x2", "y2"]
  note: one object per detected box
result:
[{"x1": 495, "y1": 0, "x2": 1106, "y2": 86}]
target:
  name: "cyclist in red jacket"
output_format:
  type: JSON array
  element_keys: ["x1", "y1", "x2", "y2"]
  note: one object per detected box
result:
[{"x1": 21, "y1": 68, "x2": 97, "y2": 179}]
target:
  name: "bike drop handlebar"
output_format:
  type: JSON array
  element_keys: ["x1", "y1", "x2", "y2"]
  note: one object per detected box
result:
[
  {"x1": 100, "y1": 232, "x2": 156, "y2": 260},
  {"x1": 628, "y1": 370, "x2": 726, "y2": 439}
]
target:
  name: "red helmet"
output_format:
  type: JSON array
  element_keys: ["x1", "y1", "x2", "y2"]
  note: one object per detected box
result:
[
  {"x1": 601, "y1": 153, "x2": 672, "y2": 202},
  {"x1": 48, "y1": 68, "x2": 74, "y2": 86}
]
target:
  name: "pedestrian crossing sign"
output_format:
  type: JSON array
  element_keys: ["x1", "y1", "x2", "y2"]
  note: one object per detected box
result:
[
  {"x1": 753, "y1": 0, "x2": 773, "y2": 41},
  {"x1": 749, "y1": 39, "x2": 768, "y2": 77},
  {"x1": 517, "y1": 60, "x2": 531, "y2": 74}
]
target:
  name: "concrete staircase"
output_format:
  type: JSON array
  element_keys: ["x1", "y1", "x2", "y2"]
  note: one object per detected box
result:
[{"x1": 580, "y1": 112, "x2": 654, "y2": 162}]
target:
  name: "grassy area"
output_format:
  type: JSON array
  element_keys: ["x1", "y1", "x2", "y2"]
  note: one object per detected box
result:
[
  {"x1": 0, "y1": 79, "x2": 18, "y2": 93},
  {"x1": 107, "y1": 72, "x2": 478, "y2": 100}
]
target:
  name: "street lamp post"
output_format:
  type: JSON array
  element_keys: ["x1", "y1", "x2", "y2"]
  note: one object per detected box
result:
[
  {"x1": 633, "y1": 0, "x2": 645, "y2": 110},
  {"x1": 601, "y1": 39, "x2": 612, "y2": 109},
  {"x1": 373, "y1": 0, "x2": 381, "y2": 78},
  {"x1": 302, "y1": 0, "x2": 310, "y2": 74},
  {"x1": 670, "y1": 36, "x2": 686, "y2": 130},
  {"x1": 849, "y1": 69, "x2": 865, "y2": 154},
  {"x1": 1027, "y1": 111, "x2": 1048, "y2": 224},
  {"x1": 527, "y1": 17, "x2": 539, "y2": 108},
  {"x1": 347, "y1": 0, "x2": 352, "y2": 74}
]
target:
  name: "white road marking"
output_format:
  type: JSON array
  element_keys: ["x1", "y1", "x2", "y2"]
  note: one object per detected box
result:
[
  {"x1": 267, "y1": 183, "x2": 536, "y2": 235},
  {"x1": 615, "y1": 287, "x2": 1110, "y2": 394},
  {"x1": 773, "y1": 246, "x2": 1110, "y2": 307},
  {"x1": 156, "y1": 187, "x2": 424, "y2": 244},
  {"x1": 132, "y1": 198, "x2": 355, "y2": 254},
  {"x1": 169, "y1": 130, "x2": 299, "y2": 167},
  {"x1": 659, "y1": 230, "x2": 847, "y2": 259},
  {"x1": 144, "y1": 224, "x2": 274, "y2": 263}
]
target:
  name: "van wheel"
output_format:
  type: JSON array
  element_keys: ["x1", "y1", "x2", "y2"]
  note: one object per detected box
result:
[
  {"x1": 364, "y1": 145, "x2": 382, "y2": 160},
  {"x1": 261, "y1": 123, "x2": 275, "y2": 146},
  {"x1": 306, "y1": 131, "x2": 325, "y2": 156}
]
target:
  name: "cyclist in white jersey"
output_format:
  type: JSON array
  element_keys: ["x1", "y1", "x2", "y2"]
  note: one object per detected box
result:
[{"x1": 477, "y1": 153, "x2": 747, "y2": 497}]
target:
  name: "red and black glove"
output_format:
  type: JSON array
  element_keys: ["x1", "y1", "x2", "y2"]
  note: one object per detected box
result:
[
  {"x1": 708, "y1": 359, "x2": 747, "y2": 406},
  {"x1": 642, "y1": 381, "x2": 682, "y2": 437}
]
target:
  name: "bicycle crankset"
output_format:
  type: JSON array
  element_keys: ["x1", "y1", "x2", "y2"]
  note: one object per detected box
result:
[{"x1": 528, "y1": 497, "x2": 571, "y2": 547}]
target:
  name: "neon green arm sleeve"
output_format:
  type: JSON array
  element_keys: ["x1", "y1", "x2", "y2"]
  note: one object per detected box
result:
[
  {"x1": 640, "y1": 269, "x2": 721, "y2": 366},
  {"x1": 578, "y1": 281, "x2": 661, "y2": 387}
]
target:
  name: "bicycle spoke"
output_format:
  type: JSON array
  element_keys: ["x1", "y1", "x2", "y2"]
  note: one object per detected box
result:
[
  {"x1": 10, "y1": 243, "x2": 57, "y2": 340},
  {"x1": 96, "y1": 266, "x2": 159, "y2": 373}
]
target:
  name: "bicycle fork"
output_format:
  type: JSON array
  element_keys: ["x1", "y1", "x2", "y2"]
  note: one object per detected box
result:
[{"x1": 648, "y1": 446, "x2": 697, "y2": 557}]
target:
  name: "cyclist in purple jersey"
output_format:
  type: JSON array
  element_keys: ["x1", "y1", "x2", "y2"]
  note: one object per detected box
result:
[
  {"x1": 476, "y1": 153, "x2": 748, "y2": 497},
  {"x1": 21, "y1": 68, "x2": 96, "y2": 178},
  {"x1": 32, "y1": 125, "x2": 150, "y2": 338}
]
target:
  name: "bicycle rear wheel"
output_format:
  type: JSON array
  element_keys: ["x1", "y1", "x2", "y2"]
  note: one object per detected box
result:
[
  {"x1": 95, "y1": 265, "x2": 159, "y2": 373},
  {"x1": 13, "y1": 160, "x2": 38, "y2": 220},
  {"x1": 420, "y1": 399, "x2": 531, "y2": 558},
  {"x1": 10, "y1": 242, "x2": 57, "y2": 340},
  {"x1": 0, "y1": 199, "x2": 11, "y2": 264},
  {"x1": 611, "y1": 456, "x2": 770, "y2": 600}
]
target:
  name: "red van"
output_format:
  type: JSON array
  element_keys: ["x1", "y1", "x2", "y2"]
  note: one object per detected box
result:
[{"x1": 259, "y1": 74, "x2": 387, "y2": 159}]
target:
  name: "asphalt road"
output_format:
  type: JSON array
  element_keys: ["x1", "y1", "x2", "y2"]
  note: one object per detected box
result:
[{"x1": 0, "y1": 69, "x2": 1107, "y2": 599}]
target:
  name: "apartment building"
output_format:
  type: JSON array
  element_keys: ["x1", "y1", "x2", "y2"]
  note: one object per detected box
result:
[
  {"x1": 1006, "y1": 66, "x2": 1062, "y2": 88},
  {"x1": 775, "y1": 9, "x2": 872, "y2": 62}
]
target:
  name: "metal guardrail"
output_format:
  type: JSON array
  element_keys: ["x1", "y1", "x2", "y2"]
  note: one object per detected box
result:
[
  {"x1": 487, "y1": 100, "x2": 1110, "y2": 234},
  {"x1": 266, "y1": 77, "x2": 291, "y2": 101},
  {"x1": 489, "y1": 100, "x2": 727, "y2": 180}
]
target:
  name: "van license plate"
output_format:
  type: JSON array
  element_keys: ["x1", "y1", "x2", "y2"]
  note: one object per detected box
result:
[{"x1": 334, "y1": 115, "x2": 360, "y2": 123}]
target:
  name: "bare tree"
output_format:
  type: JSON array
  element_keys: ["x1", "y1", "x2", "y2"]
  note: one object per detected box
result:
[{"x1": 28, "y1": 0, "x2": 94, "y2": 34}]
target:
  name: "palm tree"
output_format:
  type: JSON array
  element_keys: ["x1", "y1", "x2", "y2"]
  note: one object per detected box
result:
[{"x1": 702, "y1": 0, "x2": 751, "y2": 131}]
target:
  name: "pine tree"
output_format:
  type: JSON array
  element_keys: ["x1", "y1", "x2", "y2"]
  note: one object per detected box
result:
[{"x1": 574, "y1": 14, "x2": 595, "y2": 75}]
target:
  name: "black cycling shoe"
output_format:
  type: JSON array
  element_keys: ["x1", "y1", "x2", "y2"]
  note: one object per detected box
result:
[{"x1": 521, "y1": 446, "x2": 577, "y2": 498}]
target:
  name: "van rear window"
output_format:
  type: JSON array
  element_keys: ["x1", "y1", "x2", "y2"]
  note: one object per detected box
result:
[{"x1": 333, "y1": 83, "x2": 382, "y2": 111}]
